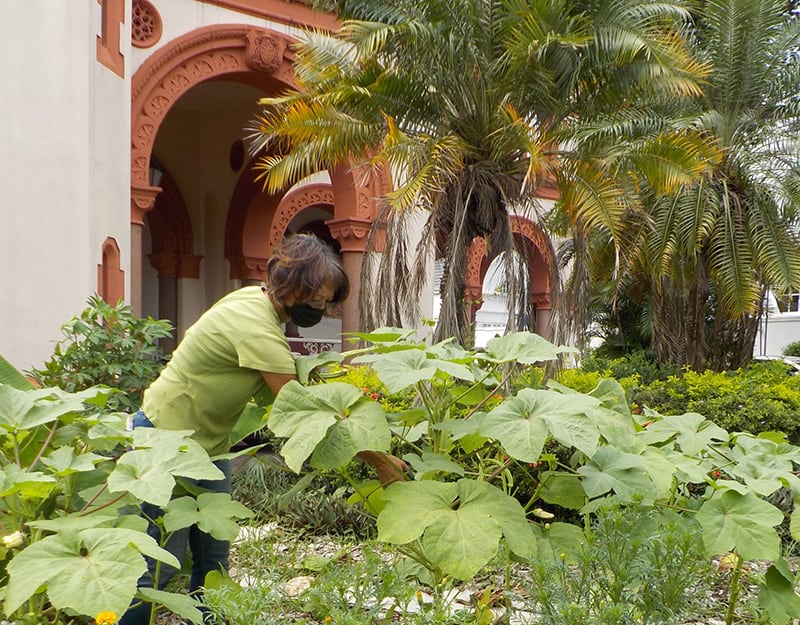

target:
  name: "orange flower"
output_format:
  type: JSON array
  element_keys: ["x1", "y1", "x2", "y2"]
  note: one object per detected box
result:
[{"x1": 95, "y1": 612, "x2": 118, "y2": 625}]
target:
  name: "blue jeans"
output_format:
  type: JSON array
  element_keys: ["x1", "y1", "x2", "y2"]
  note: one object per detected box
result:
[{"x1": 119, "y1": 411, "x2": 231, "y2": 625}]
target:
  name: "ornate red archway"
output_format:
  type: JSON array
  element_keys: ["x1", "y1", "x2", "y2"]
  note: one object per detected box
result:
[
  {"x1": 465, "y1": 215, "x2": 555, "y2": 339},
  {"x1": 130, "y1": 23, "x2": 389, "y2": 335}
]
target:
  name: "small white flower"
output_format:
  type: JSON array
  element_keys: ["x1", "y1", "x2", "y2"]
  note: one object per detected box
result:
[{"x1": 2, "y1": 531, "x2": 24, "y2": 549}]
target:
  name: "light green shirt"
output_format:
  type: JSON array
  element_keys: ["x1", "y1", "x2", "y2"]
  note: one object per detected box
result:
[{"x1": 142, "y1": 286, "x2": 296, "y2": 455}]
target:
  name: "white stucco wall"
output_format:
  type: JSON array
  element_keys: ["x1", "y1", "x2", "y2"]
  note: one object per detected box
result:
[{"x1": 0, "y1": 1, "x2": 132, "y2": 372}]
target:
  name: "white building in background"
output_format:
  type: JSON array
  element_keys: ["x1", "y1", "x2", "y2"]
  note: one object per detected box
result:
[
  {"x1": 1, "y1": 0, "x2": 556, "y2": 372},
  {"x1": 755, "y1": 292, "x2": 800, "y2": 356}
]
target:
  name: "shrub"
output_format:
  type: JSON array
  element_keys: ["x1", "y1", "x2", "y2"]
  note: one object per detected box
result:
[
  {"x1": 30, "y1": 295, "x2": 172, "y2": 412},
  {"x1": 783, "y1": 341, "x2": 800, "y2": 358},
  {"x1": 632, "y1": 364, "x2": 800, "y2": 443}
]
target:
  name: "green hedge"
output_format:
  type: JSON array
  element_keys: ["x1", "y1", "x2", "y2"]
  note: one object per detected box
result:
[{"x1": 561, "y1": 358, "x2": 800, "y2": 444}]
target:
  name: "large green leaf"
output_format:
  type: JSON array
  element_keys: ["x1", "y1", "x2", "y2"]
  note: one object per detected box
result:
[
  {"x1": 639, "y1": 413, "x2": 728, "y2": 455},
  {"x1": 0, "y1": 464, "x2": 56, "y2": 499},
  {"x1": 481, "y1": 332, "x2": 576, "y2": 364},
  {"x1": 480, "y1": 389, "x2": 601, "y2": 461},
  {"x1": 369, "y1": 349, "x2": 474, "y2": 394},
  {"x1": 40, "y1": 446, "x2": 104, "y2": 476},
  {"x1": 269, "y1": 381, "x2": 390, "y2": 472},
  {"x1": 758, "y1": 559, "x2": 800, "y2": 625},
  {"x1": 727, "y1": 434, "x2": 800, "y2": 496},
  {"x1": 4, "y1": 528, "x2": 177, "y2": 618},
  {"x1": 531, "y1": 521, "x2": 586, "y2": 563},
  {"x1": 294, "y1": 351, "x2": 344, "y2": 385},
  {"x1": 163, "y1": 493, "x2": 253, "y2": 541},
  {"x1": 108, "y1": 429, "x2": 225, "y2": 506},
  {"x1": 578, "y1": 446, "x2": 652, "y2": 503},
  {"x1": 0, "y1": 385, "x2": 85, "y2": 432},
  {"x1": 378, "y1": 478, "x2": 535, "y2": 579},
  {"x1": 402, "y1": 451, "x2": 465, "y2": 478},
  {"x1": 539, "y1": 473, "x2": 586, "y2": 509},
  {"x1": 139, "y1": 588, "x2": 205, "y2": 624},
  {"x1": 0, "y1": 355, "x2": 34, "y2": 390},
  {"x1": 695, "y1": 490, "x2": 783, "y2": 560}
]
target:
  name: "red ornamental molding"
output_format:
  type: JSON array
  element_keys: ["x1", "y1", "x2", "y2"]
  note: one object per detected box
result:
[
  {"x1": 130, "y1": 184, "x2": 162, "y2": 224},
  {"x1": 131, "y1": 25, "x2": 296, "y2": 189},
  {"x1": 132, "y1": 0, "x2": 162, "y2": 49},
  {"x1": 464, "y1": 215, "x2": 554, "y2": 303},
  {"x1": 267, "y1": 184, "x2": 336, "y2": 252},
  {"x1": 197, "y1": 0, "x2": 339, "y2": 31},
  {"x1": 326, "y1": 218, "x2": 373, "y2": 252},
  {"x1": 245, "y1": 31, "x2": 286, "y2": 72}
]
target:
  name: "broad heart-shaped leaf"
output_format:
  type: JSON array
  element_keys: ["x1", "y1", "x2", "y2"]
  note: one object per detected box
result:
[
  {"x1": 163, "y1": 493, "x2": 252, "y2": 541},
  {"x1": 0, "y1": 464, "x2": 56, "y2": 499},
  {"x1": 531, "y1": 521, "x2": 586, "y2": 563},
  {"x1": 40, "y1": 446, "x2": 104, "y2": 476},
  {"x1": 695, "y1": 490, "x2": 783, "y2": 560},
  {"x1": 0, "y1": 385, "x2": 89, "y2": 431},
  {"x1": 139, "y1": 588, "x2": 204, "y2": 625},
  {"x1": 107, "y1": 449, "x2": 176, "y2": 507},
  {"x1": 310, "y1": 399, "x2": 390, "y2": 470},
  {"x1": 578, "y1": 446, "x2": 653, "y2": 503},
  {"x1": 4, "y1": 527, "x2": 178, "y2": 618},
  {"x1": 539, "y1": 473, "x2": 586, "y2": 509},
  {"x1": 727, "y1": 434, "x2": 800, "y2": 495},
  {"x1": 639, "y1": 413, "x2": 728, "y2": 455},
  {"x1": 758, "y1": 559, "x2": 800, "y2": 624},
  {"x1": 403, "y1": 451, "x2": 465, "y2": 478},
  {"x1": 480, "y1": 389, "x2": 600, "y2": 461},
  {"x1": 370, "y1": 349, "x2": 474, "y2": 394},
  {"x1": 294, "y1": 350, "x2": 344, "y2": 385},
  {"x1": 378, "y1": 479, "x2": 536, "y2": 580},
  {"x1": 269, "y1": 381, "x2": 390, "y2": 472},
  {"x1": 108, "y1": 431, "x2": 223, "y2": 507},
  {"x1": 481, "y1": 332, "x2": 576, "y2": 364}
]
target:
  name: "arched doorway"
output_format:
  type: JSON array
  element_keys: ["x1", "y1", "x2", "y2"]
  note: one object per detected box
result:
[
  {"x1": 130, "y1": 24, "x2": 387, "y2": 343},
  {"x1": 465, "y1": 215, "x2": 555, "y2": 341}
]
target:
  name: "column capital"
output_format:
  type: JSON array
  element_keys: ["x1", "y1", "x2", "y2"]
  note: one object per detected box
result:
[
  {"x1": 131, "y1": 184, "x2": 162, "y2": 225},
  {"x1": 147, "y1": 252, "x2": 203, "y2": 279},
  {"x1": 326, "y1": 217, "x2": 374, "y2": 253}
]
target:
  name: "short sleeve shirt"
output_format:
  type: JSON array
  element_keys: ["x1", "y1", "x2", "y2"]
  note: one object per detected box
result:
[{"x1": 141, "y1": 286, "x2": 296, "y2": 455}]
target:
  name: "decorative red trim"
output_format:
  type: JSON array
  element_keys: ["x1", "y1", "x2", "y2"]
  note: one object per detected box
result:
[
  {"x1": 97, "y1": 237, "x2": 125, "y2": 304},
  {"x1": 268, "y1": 184, "x2": 335, "y2": 252},
  {"x1": 197, "y1": 0, "x2": 339, "y2": 31},
  {"x1": 132, "y1": 0, "x2": 163, "y2": 49},
  {"x1": 97, "y1": 0, "x2": 125, "y2": 77},
  {"x1": 131, "y1": 25, "x2": 296, "y2": 189},
  {"x1": 465, "y1": 216, "x2": 554, "y2": 306},
  {"x1": 145, "y1": 172, "x2": 203, "y2": 279}
]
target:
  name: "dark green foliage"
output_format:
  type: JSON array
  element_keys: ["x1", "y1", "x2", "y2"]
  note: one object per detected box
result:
[
  {"x1": 632, "y1": 362, "x2": 800, "y2": 443},
  {"x1": 30, "y1": 295, "x2": 172, "y2": 412},
  {"x1": 579, "y1": 348, "x2": 682, "y2": 386},
  {"x1": 231, "y1": 453, "x2": 376, "y2": 539},
  {"x1": 783, "y1": 341, "x2": 800, "y2": 358}
]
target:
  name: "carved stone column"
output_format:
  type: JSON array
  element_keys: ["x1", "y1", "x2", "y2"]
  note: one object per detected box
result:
[
  {"x1": 130, "y1": 184, "x2": 162, "y2": 316},
  {"x1": 327, "y1": 217, "x2": 372, "y2": 336}
]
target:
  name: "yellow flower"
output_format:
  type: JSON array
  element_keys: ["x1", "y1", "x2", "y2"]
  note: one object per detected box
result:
[
  {"x1": 324, "y1": 617, "x2": 332, "y2": 624},
  {"x1": 94, "y1": 611, "x2": 118, "y2": 625}
]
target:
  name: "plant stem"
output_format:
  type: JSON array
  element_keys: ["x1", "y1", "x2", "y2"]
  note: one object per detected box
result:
[{"x1": 725, "y1": 552, "x2": 743, "y2": 625}]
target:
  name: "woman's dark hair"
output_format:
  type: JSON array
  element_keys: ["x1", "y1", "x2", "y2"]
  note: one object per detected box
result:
[{"x1": 266, "y1": 233, "x2": 349, "y2": 304}]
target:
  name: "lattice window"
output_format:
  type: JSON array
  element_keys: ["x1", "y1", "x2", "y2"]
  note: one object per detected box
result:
[{"x1": 132, "y1": 0, "x2": 162, "y2": 49}]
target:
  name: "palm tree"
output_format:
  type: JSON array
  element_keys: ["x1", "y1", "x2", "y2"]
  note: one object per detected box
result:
[
  {"x1": 248, "y1": 0, "x2": 711, "y2": 346},
  {"x1": 618, "y1": 0, "x2": 800, "y2": 370}
]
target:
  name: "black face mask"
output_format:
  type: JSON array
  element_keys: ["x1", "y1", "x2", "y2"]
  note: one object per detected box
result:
[{"x1": 285, "y1": 303, "x2": 325, "y2": 327}]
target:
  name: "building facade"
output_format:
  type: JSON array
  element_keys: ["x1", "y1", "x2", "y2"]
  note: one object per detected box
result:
[{"x1": 1, "y1": 0, "x2": 554, "y2": 371}]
